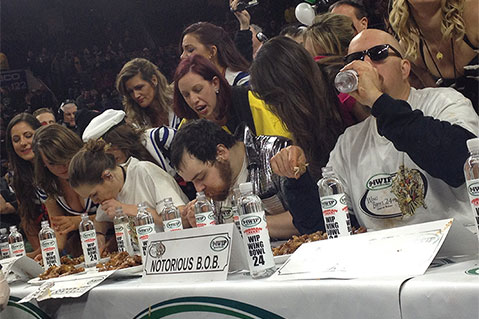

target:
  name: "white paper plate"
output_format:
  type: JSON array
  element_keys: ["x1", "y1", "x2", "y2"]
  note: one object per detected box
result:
[
  {"x1": 110, "y1": 265, "x2": 143, "y2": 278},
  {"x1": 27, "y1": 270, "x2": 87, "y2": 286},
  {"x1": 274, "y1": 254, "x2": 291, "y2": 264}
]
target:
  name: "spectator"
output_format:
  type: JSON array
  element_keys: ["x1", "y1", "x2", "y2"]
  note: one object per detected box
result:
[
  {"x1": 329, "y1": 0, "x2": 369, "y2": 34},
  {"x1": 389, "y1": 0, "x2": 478, "y2": 113},
  {"x1": 6, "y1": 113, "x2": 44, "y2": 257},
  {"x1": 116, "y1": 58, "x2": 180, "y2": 129},
  {"x1": 58, "y1": 99, "x2": 78, "y2": 131},
  {"x1": 180, "y1": 22, "x2": 250, "y2": 86},
  {"x1": 33, "y1": 108, "x2": 56, "y2": 126},
  {"x1": 279, "y1": 23, "x2": 307, "y2": 45},
  {"x1": 303, "y1": 13, "x2": 370, "y2": 125}
]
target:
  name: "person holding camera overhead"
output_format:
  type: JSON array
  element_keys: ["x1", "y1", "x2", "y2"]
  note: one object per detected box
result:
[{"x1": 230, "y1": 0, "x2": 266, "y2": 61}]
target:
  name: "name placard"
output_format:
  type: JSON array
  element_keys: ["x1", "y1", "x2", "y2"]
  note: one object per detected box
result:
[{"x1": 143, "y1": 223, "x2": 246, "y2": 282}]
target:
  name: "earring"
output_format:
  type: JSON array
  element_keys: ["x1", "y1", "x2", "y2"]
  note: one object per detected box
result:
[{"x1": 215, "y1": 89, "x2": 219, "y2": 94}]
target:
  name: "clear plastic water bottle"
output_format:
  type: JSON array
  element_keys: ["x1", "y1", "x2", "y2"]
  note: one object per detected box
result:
[
  {"x1": 194, "y1": 192, "x2": 216, "y2": 227},
  {"x1": 232, "y1": 187, "x2": 243, "y2": 237},
  {"x1": 8, "y1": 225, "x2": 26, "y2": 257},
  {"x1": 464, "y1": 137, "x2": 479, "y2": 242},
  {"x1": 114, "y1": 207, "x2": 134, "y2": 255},
  {"x1": 135, "y1": 202, "x2": 156, "y2": 263},
  {"x1": 79, "y1": 213, "x2": 100, "y2": 267},
  {"x1": 237, "y1": 182, "x2": 275, "y2": 279},
  {"x1": 0, "y1": 228, "x2": 11, "y2": 259},
  {"x1": 317, "y1": 167, "x2": 353, "y2": 239},
  {"x1": 334, "y1": 70, "x2": 358, "y2": 93},
  {"x1": 38, "y1": 220, "x2": 61, "y2": 269},
  {"x1": 161, "y1": 198, "x2": 183, "y2": 232}
]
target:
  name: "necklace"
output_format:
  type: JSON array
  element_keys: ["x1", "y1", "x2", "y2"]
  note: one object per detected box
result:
[{"x1": 422, "y1": 37, "x2": 457, "y2": 86}]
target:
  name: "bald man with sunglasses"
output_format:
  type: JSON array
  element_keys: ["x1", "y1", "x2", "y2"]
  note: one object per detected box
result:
[{"x1": 273, "y1": 29, "x2": 479, "y2": 234}]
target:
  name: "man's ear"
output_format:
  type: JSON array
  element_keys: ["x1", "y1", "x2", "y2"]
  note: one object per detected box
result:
[
  {"x1": 359, "y1": 17, "x2": 368, "y2": 31},
  {"x1": 216, "y1": 144, "x2": 230, "y2": 161},
  {"x1": 401, "y1": 58, "x2": 411, "y2": 80}
]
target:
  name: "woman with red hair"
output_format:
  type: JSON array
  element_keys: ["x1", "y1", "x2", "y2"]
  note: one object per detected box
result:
[{"x1": 173, "y1": 54, "x2": 291, "y2": 139}]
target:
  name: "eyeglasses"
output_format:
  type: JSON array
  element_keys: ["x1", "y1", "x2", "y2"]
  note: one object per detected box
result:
[{"x1": 344, "y1": 44, "x2": 403, "y2": 64}]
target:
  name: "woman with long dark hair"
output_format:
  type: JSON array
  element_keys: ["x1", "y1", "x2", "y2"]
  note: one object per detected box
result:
[
  {"x1": 180, "y1": 22, "x2": 250, "y2": 86},
  {"x1": 6, "y1": 113, "x2": 44, "y2": 257},
  {"x1": 173, "y1": 54, "x2": 291, "y2": 139},
  {"x1": 250, "y1": 36, "x2": 344, "y2": 181}
]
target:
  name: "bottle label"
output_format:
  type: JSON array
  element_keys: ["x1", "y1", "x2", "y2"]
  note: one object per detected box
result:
[
  {"x1": 10, "y1": 241, "x2": 26, "y2": 257},
  {"x1": 232, "y1": 209, "x2": 242, "y2": 237},
  {"x1": 40, "y1": 239, "x2": 60, "y2": 269},
  {"x1": 80, "y1": 230, "x2": 100, "y2": 265},
  {"x1": 239, "y1": 212, "x2": 275, "y2": 272},
  {"x1": 163, "y1": 218, "x2": 183, "y2": 232},
  {"x1": 219, "y1": 207, "x2": 235, "y2": 224},
  {"x1": 466, "y1": 179, "x2": 479, "y2": 233},
  {"x1": 195, "y1": 211, "x2": 216, "y2": 227},
  {"x1": 136, "y1": 223, "x2": 155, "y2": 261},
  {"x1": 320, "y1": 193, "x2": 353, "y2": 239},
  {"x1": 0, "y1": 242, "x2": 10, "y2": 259},
  {"x1": 114, "y1": 223, "x2": 134, "y2": 255}
]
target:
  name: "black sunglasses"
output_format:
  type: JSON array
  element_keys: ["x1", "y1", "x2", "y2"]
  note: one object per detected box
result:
[{"x1": 344, "y1": 44, "x2": 403, "y2": 64}]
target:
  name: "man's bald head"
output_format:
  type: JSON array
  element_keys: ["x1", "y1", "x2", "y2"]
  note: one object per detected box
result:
[
  {"x1": 349, "y1": 29, "x2": 403, "y2": 55},
  {"x1": 347, "y1": 29, "x2": 410, "y2": 100}
]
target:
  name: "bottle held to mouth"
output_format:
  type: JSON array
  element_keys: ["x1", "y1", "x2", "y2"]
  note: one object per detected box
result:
[{"x1": 335, "y1": 70, "x2": 358, "y2": 94}]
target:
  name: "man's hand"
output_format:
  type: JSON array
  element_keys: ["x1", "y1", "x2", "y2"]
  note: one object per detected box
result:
[
  {"x1": 270, "y1": 145, "x2": 308, "y2": 179},
  {"x1": 230, "y1": 0, "x2": 251, "y2": 30},
  {"x1": 182, "y1": 199, "x2": 197, "y2": 228},
  {"x1": 51, "y1": 215, "x2": 81, "y2": 235},
  {"x1": 342, "y1": 60, "x2": 383, "y2": 107}
]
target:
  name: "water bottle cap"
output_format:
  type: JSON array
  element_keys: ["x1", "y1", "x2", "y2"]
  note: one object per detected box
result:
[
  {"x1": 81, "y1": 212, "x2": 89, "y2": 219},
  {"x1": 9, "y1": 225, "x2": 17, "y2": 232},
  {"x1": 164, "y1": 197, "x2": 173, "y2": 204},
  {"x1": 466, "y1": 138, "x2": 479, "y2": 152},
  {"x1": 41, "y1": 220, "x2": 50, "y2": 227},
  {"x1": 239, "y1": 182, "x2": 253, "y2": 194}
]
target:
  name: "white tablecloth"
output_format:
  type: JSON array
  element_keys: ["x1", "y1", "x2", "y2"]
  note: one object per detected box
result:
[{"x1": 5, "y1": 257, "x2": 479, "y2": 319}]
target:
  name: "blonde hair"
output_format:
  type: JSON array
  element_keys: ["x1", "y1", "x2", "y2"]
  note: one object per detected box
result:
[
  {"x1": 69, "y1": 139, "x2": 116, "y2": 188},
  {"x1": 115, "y1": 58, "x2": 173, "y2": 128},
  {"x1": 390, "y1": 0, "x2": 466, "y2": 60},
  {"x1": 303, "y1": 13, "x2": 356, "y2": 56}
]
